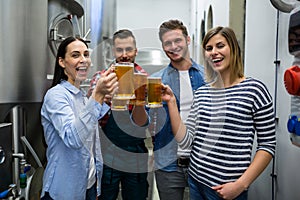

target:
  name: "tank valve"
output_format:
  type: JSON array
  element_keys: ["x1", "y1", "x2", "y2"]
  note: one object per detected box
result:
[
  {"x1": 0, "y1": 184, "x2": 16, "y2": 198},
  {"x1": 0, "y1": 146, "x2": 5, "y2": 164}
]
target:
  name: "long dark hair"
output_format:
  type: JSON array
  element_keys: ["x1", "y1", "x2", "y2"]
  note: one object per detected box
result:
[{"x1": 51, "y1": 36, "x2": 88, "y2": 87}]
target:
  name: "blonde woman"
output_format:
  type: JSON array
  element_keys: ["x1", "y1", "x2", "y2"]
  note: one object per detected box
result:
[{"x1": 161, "y1": 26, "x2": 276, "y2": 200}]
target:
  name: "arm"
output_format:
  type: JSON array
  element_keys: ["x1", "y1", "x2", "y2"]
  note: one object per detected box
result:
[
  {"x1": 132, "y1": 105, "x2": 148, "y2": 126},
  {"x1": 91, "y1": 68, "x2": 118, "y2": 104},
  {"x1": 236, "y1": 150, "x2": 273, "y2": 189},
  {"x1": 212, "y1": 150, "x2": 273, "y2": 200},
  {"x1": 213, "y1": 85, "x2": 276, "y2": 200},
  {"x1": 42, "y1": 88, "x2": 103, "y2": 149},
  {"x1": 161, "y1": 84, "x2": 186, "y2": 142}
]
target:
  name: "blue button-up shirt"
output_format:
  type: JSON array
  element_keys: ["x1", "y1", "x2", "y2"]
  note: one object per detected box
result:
[
  {"x1": 151, "y1": 59, "x2": 205, "y2": 171},
  {"x1": 40, "y1": 80, "x2": 110, "y2": 199}
]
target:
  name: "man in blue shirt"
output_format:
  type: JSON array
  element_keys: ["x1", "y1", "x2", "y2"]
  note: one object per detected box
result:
[{"x1": 152, "y1": 19, "x2": 205, "y2": 200}]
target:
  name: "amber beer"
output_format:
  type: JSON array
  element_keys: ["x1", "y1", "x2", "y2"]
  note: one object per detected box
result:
[
  {"x1": 114, "y1": 62, "x2": 135, "y2": 99},
  {"x1": 133, "y1": 73, "x2": 147, "y2": 105},
  {"x1": 111, "y1": 99, "x2": 129, "y2": 111},
  {"x1": 147, "y1": 77, "x2": 162, "y2": 108}
]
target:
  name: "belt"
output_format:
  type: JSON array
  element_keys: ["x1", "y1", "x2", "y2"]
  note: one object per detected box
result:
[{"x1": 177, "y1": 157, "x2": 190, "y2": 168}]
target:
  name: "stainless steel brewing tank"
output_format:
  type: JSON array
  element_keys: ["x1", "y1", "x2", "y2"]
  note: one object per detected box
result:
[
  {"x1": 0, "y1": 0, "x2": 49, "y2": 103},
  {"x1": 135, "y1": 48, "x2": 169, "y2": 75},
  {"x1": 0, "y1": 0, "x2": 47, "y2": 195}
]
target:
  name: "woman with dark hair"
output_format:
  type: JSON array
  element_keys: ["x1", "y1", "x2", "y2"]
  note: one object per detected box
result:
[
  {"x1": 40, "y1": 36, "x2": 118, "y2": 200},
  {"x1": 161, "y1": 26, "x2": 276, "y2": 200}
]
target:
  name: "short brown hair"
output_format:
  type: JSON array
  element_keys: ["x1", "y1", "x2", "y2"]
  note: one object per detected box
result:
[
  {"x1": 112, "y1": 29, "x2": 136, "y2": 47},
  {"x1": 158, "y1": 19, "x2": 189, "y2": 42}
]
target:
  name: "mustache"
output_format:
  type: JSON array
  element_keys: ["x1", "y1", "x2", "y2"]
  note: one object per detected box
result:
[{"x1": 119, "y1": 58, "x2": 130, "y2": 62}]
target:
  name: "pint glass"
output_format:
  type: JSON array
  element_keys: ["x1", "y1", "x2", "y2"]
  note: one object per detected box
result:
[
  {"x1": 133, "y1": 73, "x2": 147, "y2": 106},
  {"x1": 114, "y1": 62, "x2": 135, "y2": 100},
  {"x1": 147, "y1": 77, "x2": 162, "y2": 108},
  {"x1": 111, "y1": 99, "x2": 129, "y2": 111}
]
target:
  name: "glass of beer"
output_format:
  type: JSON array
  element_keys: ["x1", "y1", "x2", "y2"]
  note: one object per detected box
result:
[
  {"x1": 133, "y1": 73, "x2": 147, "y2": 106},
  {"x1": 113, "y1": 62, "x2": 135, "y2": 100},
  {"x1": 111, "y1": 99, "x2": 129, "y2": 111},
  {"x1": 147, "y1": 77, "x2": 162, "y2": 108}
]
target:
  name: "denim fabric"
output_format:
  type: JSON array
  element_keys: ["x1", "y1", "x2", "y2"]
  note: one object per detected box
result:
[
  {"x1": 152, "y1": 59, "x2": 205, "y2": 171},
  {"x1": 41, "y1": 192, "x2": 53, "y2": 200},
  {"x1": 188, "y1": 175, "x2": 248, "y2": 200},
  {"x1": 86, "y1": 183, "x2": 97, "y2": 200},
  {"x1": 155, "y1": 168, "x2": 189, "y2": 200},
  {"x1": 40, "y1": 80, "x2": 109, "y2": 199},
  {"x1": 99, "y1": 165, "x2": 148, "y2": 200},
  {"x1": 41, "y1": 184, "x2": 97, "y2": 200}
]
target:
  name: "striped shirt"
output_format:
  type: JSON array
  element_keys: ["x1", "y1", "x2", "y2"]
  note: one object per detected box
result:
[{"x1": 180, "y1": 77, "x2": 276, "y2": 187}]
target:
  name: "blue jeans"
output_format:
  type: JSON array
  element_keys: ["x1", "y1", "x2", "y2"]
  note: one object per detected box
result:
[
  {"x1": 188, "y1": 175, "x2": 248, "y2": 200},
  {"x1": 86, "y1": 182, "x2": 97, "y2": 200},
  {"x1": 41, "y1": 192, "x2": 53, "y2": 200},
  {"x1": 99, "y1": 165, "x2": 148, "y2": 200},
  {"x1": 155, "y1": 167, "x2": 189, "y2": 200}
]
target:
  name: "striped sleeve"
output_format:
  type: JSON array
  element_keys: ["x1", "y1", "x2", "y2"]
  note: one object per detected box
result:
[
  {"x1": 252, "y1": 80, "x2": 276, "y2": 156},
  {"x1": 176, "y1": 78, "x2": 276, "y2": 187}
]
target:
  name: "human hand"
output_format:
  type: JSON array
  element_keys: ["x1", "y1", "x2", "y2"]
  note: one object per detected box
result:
[
  {"x1": 87, "y1": 71, "x2": 102, "y2": 98},
  {"x1": 92, "y1": 68, "x2": 118, "y2": 104},
  {"x1": 211, "y1": 181, "x2": 245, "y2": 200},
  {"x1": 161, "y1": 84, "x2": 176, "y2": 104}
]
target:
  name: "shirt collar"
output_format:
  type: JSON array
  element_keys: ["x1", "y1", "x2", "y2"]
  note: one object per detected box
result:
[
  {"x1": 60, "y1": 80, "x2": 81, "y2": 95},
  {"x1": 167, "y1": 59, "x2": 200, "y2": 73}
]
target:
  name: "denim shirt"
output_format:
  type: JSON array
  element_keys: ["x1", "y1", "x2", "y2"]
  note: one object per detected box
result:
[
  {"x1": 151, "y1": 59, "x2": 205, "y2": 171},
  {"x1": 40, "y1": 80, "x2": 110, "y2": 199}
]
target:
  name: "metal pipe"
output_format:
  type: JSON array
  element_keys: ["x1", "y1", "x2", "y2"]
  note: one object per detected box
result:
[
  {"x1": 20, "y1": 136, "x2": 43, "y2": 168},
  {"x1": 10, "y1": 106, "x2": 26, "y2": 188},
  {"x1": 0, "y1": 146, "x2": 5, "y2": 164},
  {"x1": 71, "y1": 15, "x2": 82, "y2": 37},
  {"x1": 270, "y1": 0, "x2": 296, "y2": 13}
]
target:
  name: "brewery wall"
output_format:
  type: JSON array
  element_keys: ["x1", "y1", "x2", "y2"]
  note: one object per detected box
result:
[
  {"x1": 116, "y1": 0, "x2": 191, "y2": 50},
  {"x1": 243, "y1": 1, "x2": 300, "y2": 199},
  {"x1": 115, "y1": 0, "x2": 191, "y2": 74}
]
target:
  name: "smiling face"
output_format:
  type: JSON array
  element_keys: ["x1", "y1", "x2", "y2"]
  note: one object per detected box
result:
[
  {"x1": 161, "y1": 29, "x2": 190, "y2": 64},
  {"x1": 204, "y1": 33, "x2": 231, "y2": 76},
  {"x1": 113, "y1": 36, "x2": 137, "y2": 63},
  {"x1": 59, "y1": 40, "x2": 91, "y2": 87},
  {"x1": 202, "y1": 27, "x2": 244, "y2": 85}
]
